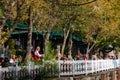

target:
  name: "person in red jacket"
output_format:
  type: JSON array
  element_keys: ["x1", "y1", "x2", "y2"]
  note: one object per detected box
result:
[{"x1": 33, "y1": 46, "x2": 42, "y2": 61}]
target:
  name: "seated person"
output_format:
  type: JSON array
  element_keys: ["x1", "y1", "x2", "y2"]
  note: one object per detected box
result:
[
  {"x1": 33, "y1": 46, "x2": 43, "y2": 61},
  {"x1": 9, "y1": 54, "x2": 18, "y2": 67},
  {"x1": 9, "y1": 54, "x2": 17, "y2": 63}
]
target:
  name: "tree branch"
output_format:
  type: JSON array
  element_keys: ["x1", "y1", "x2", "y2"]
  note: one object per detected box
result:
[{"x1": 58, "y1": 0, "x2": 97, "y2": 6}]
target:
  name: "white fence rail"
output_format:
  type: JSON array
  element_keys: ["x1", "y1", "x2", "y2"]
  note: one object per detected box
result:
[
  {"x1": 1, "y1": 59, "x2": 120, "y2": 78},
  {"x1": 58, "y1": 59, "x2": 120, "y2": 76}
]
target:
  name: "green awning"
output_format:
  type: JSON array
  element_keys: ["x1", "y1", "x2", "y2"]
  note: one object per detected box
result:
[
  {"x1": 5, "y1": 19, "x2": 82, "y2": 41},
  {"x1": 50, "y1": 31, "x2": 63, "y2": 36},
  {"x1": 11, "y1": 31, "x2": 83, "y2": 41},
  {"x1": 5, "y1": 20, "x2": 28, "y2": 30},
  {"x1": 16, "y1": 23, "x2": 28, "y2": 30},
  {"x1": 72, "y1": 35, "x2": 82, "y2": 41},
  {"x1": 11, "y1": 31, "x2": 27, "y2": 35},
  {"x1": 11, "y1": 31, "x2": 43, "y2": 35}
]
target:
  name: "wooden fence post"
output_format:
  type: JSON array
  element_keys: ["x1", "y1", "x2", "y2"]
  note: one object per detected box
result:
[
  {"x1": 117, "y1": 69, "x2": 120, "y2": 80},
  {"x1": 101, "y1": 73, "x2": 107, "y2": 80},
  {"x1": 110, "y1": 71, "x2": 115, "y2": 80}
]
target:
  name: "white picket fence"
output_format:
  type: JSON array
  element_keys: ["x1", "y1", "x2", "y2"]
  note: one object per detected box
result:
[
  {"x1": 58, "y1": 59, "x2": 120, "y2": 76},
  {"x1": 1, "y1": 59, "x2": 120, "y2": 78}
]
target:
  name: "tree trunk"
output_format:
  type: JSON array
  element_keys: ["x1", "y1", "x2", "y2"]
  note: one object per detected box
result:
[
  {"x1": 86, "y1": 42, "x2": 96, "y2": 59},
  {"x1": 0, "y1": 19, "x2": 6, "y2": 39},
  {"x1": 61, "y1": 28, "x2": 70, "y2": 56},
  {"x1": 43, "y1": 1, "x2": 56, "y2": 57},
  {"x1": 86, "y1": 43, "x2": 90, "y2": 54},
  {"x1": 68, "y1": 31, "x2": 73, "y2": 58},
  {"x1": 86, "y1": 42, "x2": 96, "y2": 54},
  {"x1": 44, "y1": 30, "x2": 51, "y2": 56},
  {"x1": 25, "y1": 6, "x2": 32, "y2": 64}
]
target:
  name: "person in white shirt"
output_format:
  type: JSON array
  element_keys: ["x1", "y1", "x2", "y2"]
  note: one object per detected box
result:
[{"x1": 33, "y1": 46, "x2": 42, "y2": 61}]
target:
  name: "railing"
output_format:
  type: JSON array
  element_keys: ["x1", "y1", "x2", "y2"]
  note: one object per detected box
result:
[
  {"x1": 0, "y1": 59, "x2": 120, "y2": 79},
  {"x1": 0, "y1": 61, "x2": 59, "y2": 80},
  {"x1": 58, "y1": 59, "x2": 120, "y2": 76}
]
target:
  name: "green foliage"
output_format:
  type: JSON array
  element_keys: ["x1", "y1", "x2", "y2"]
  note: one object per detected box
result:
[
  {"x1": 42, "y1": 61, "x2": 59, "y2": 77},
  {"x1": 0, "y1": 2, "x2": 4, "y2": 18},
  {"x1": 30, "y1": 59, "x2": 42, "y2": 65},
  {"x1": 16, "y1": 50, "x2": 26, "y2": 56},
  {"x1": 9, "y1": 39, "x2": 16, "y2": 55},
  {"x1": 44, "y1": 42, "x2": 56, "y2": 61},
  {"x1": 0, "y1": 28, "x2": 11, "y2": 45},
  {"x1": 0, "y1": 8, "x2": 3, "y2": 18}
]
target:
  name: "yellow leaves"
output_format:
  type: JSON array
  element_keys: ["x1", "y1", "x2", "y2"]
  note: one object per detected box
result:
[
  {"x1": 92, "y1": 0, "x2": 120, "y2": 38},
  {"x1": 0, "y1": 37, "x2": 8, "y2": 45},
  {"x1": 95, "y1": 0, "x2": 112, "y2": 14},
  {"x1": 0, "y1": 30, "x2": 10, "y2": 45}
]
